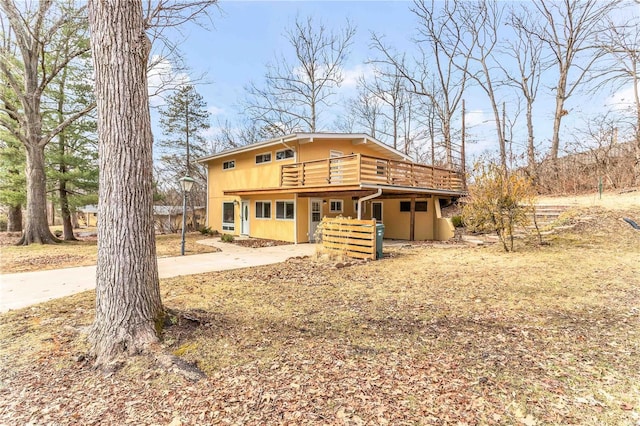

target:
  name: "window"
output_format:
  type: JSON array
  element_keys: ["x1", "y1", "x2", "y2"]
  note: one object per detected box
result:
[
  {"x1": 400, "y1": 201, "x2": 428, "y2": 212},
  {"x1": 276, "y1": 149, "x2": 294, "y2": 160},
  {"x1": 276, "y1": 200, "x2": 295, "y2": 220},
  {"x1": 255, "y1": 153, "x2": 272, "y2": 164},
  {"x1": 376, "y1": 160, "x2": 387, "y2": 176},
  {"x1": 222, "y1": 160, "x2": 235, "y2": 170},
  {"x1": 372, "y1": 201, "x2": 383, "y2": 222},
  {"x1": 255, "y1": 201, "x2": 271, "y2": 219},
  {"x1": 222, "y1": 202, "x2": 235, "y2": 231},
  {"x1": 329, "y1": 199, "x2": 343, "y2": 213},
  {"x1": 354, "y1": 201, "x2": 366, "y2": 213}
]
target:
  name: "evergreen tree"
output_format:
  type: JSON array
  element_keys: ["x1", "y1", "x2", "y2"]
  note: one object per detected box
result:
[
  {"x1": 157, "y1": 83, "x2": 210, "y2": 229},
  {"x1": 45, "y1": 37, "x2": 98, "y2": 240},
  {"x1": 158, "y1": 84, "x2": 210, "y2": 174},
  {"x1": 0, "y1": 0, "x2": 94, "y2": 245},
  {"x1": 0, "y1": 131, "x2": 26, "y2": 231}
]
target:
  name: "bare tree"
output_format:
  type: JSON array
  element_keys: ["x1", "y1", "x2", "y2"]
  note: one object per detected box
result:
[
  {"x1": 88, "y1": 0, "x2": 162, "y2": 367},
  {"x1": 452, "y1": 1, "x2": 508, "y2": 170},
  {"x1": 363, "y1": 68, "x2": 407, "y2": 150},
  {"x1": 527, "y1": 0, "x2": 619, "y2": 161},
  {"x1": 503, "y1": 5, "x2": 544, "y2": 178},
  {"x1": 341, "y1": 78, "x2": 387, "y2": 140},
  {"x1": 0, "y1": 0, "x2": 94, "y2": 245},
  {"x1": 88, "y1": 0, "x2": 216, "y2": 369},
  {"x1": 372, "y1": 0, "x2": 470, "y2": 167},
  {"x1": 593, "y1": 15, "x2": 640, "y2": 184},
  {"x1": 245, "y1": 16, "x2": 356, "y2": 134},
  {"x1": 564, "y1": 113, "x2": 634, "y2": 190}
]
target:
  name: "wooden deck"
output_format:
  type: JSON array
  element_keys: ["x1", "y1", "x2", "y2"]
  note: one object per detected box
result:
[{"x1": 280, "y1": 154, "x2": 464, "y2": 192}]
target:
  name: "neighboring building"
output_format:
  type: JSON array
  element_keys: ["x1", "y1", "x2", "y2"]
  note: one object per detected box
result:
[
  {"x1": 78, "y1": 204, "x2": 205, "y2": 233},
  {"x1": 153, "y1": 205, "x2": 205, "y2": 233},
  {"x1": 78, "y1": 205, "x2": 99, "y2": 227},
  {"x1": 198, "y1": 133, "x2": 465, "y2": 243}
]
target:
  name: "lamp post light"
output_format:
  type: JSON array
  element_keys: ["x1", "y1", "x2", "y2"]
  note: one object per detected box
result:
[{"x1": 179, "y1": 175, "x2": 195, "y2": 256}]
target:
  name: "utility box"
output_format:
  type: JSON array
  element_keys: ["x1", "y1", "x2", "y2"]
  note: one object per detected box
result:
[{"x1": 375, "y1": 223, "x2": 385, "y2": 259}]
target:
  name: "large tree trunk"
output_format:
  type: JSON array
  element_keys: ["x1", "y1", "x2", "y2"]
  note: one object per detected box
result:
[
  {"x1": 526, "y1": 100, "x2": 536, "y2": 182},
  {"x1": 88, "y1": 0, "x2": 163, "y2": 367},
  {"x1": 56, "y1": 63, "x2": 76, "y2": 242},
  {"x1": 6, "y1": 204, "x2": 22, "y2": 232},
  {"x1": 550, "y1": 70, "x2": 568, "y2": 162},
  {"x1": 17, "y1": 145, "x2": 59, "y2": 245},
  {"x1": 59, "y1": 179, "x2": 77, "y2": 241},
  {"x1": 634, "y1": 65, "x2": 640, "y2": 186}
]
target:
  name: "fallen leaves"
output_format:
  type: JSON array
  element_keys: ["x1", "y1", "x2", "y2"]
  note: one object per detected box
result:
[{"x1": 1, "y1": 208, "x2": 640, "y2": 424}]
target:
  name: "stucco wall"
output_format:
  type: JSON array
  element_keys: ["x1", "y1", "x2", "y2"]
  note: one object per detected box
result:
[{"x1": 202, "y1": 136, "x2": 456, "y2": 242}]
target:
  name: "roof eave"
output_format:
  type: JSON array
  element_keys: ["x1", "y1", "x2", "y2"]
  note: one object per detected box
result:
[{"x1": 196, "y1": 132, "x2": 414, "y2": 163}]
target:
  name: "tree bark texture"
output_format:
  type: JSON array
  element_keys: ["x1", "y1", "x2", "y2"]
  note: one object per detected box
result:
[
  {"x1": 526, "y1": 100, "x2": 536, "y2": 180},
  {"x1": 6, "y1": 204, "x2": 22, "y2": 232},
  {"x1": 59, "y1": 179, "x2": 77, "y2": 241},
  {"x1": 88, "y1": 0, "x2": 163, "y2": 366},
  {"x1": 634, "y1": 64, "x2": 640, "y2": 185},
  {"x1": 18, "y1": 145, "x2": 59, "y2": 244}
]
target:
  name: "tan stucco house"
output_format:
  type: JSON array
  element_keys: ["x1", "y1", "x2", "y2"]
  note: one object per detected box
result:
[{"x1": 197, "y1": 133, "x2": 465, "y2": 243}]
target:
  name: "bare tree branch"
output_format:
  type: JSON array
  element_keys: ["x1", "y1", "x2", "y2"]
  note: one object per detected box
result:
[{"x1": 244, "y1": 15, "x2": 356, "y2": 134}]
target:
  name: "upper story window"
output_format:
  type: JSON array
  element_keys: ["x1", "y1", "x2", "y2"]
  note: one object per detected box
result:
[
  {"x1": 222, "y1": 160, "x2": 235, "y2": 170},
  {"x1": 276, "y1": 149, "x2": 295, "y2": 160},
  {"x1": 255, "y1": 153, "x2": 272, "y2": 164}
]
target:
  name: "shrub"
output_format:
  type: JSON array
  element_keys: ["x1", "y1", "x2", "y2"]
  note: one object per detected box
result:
[
  {"x1": 199, "y1": 226, "x2": 216, "y2": 236},
  {"x1": 0, "y1": 215, "x2": 7, "y2": 232},
  {"x1": 462, "y1": 162, "x2": 536, "y2": 252},
  {"x1": 221, "y1": 233, "x2": 234, "y2": 243},
  {"x1": 451, "y1": 215, "x2": 464, "y2": 228},
  {"x1": 54, "y1": 230, "x2": 63, "y2": 237}
]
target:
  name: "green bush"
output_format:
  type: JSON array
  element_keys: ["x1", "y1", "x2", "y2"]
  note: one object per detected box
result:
[
  {"x1": 199, "y1": 226, "x2": 216, "y2": 236},
  {"x1": 221, "y1": 233, "x2": 234, "y2": 243},
  {"x1": 54, "y1": 230, "x2": 63, "y2": 237},
  {"x1": 0, "y1": 215, "x2": 7, "y2": 232},
  {"x1": 451, "y1": 215, "x2": 464, "y2": 228}
]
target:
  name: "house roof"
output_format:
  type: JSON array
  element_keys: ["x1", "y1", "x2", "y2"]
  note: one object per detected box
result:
[
  {"x1": 196, "y1": 132, "x2": 413, "y2": 163},
  {"x1": 154, "y1": 205, "x2": 205, "y2": 216},
  {"x1": 79, "y1": 205, "x2": 204, "y2": 216},
  {"x1": 78, "y1": 205, "x2": 98, "y2": 214}
]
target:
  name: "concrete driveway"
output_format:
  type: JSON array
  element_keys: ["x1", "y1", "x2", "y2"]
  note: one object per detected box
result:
[{"x1": 0, "y1": 240, "x2": 316, "y2": 313}]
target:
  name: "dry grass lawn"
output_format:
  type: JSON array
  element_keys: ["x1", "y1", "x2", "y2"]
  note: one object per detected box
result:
[
  {"x1": 0, "y1": 232, "x2": 219, "y2": 273},
  {"x1": 0, "y1": 206, "x2": 639, "y2": 424}
]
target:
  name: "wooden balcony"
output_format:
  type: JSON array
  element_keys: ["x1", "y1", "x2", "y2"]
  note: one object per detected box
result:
[{"x1": 280, "y1": 154, "x2": 464, "y2": 193}]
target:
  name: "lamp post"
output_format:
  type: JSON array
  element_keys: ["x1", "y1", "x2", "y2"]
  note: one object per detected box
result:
[{"x1": 179, "y1": 175, "x2": 195, "y2": 256}]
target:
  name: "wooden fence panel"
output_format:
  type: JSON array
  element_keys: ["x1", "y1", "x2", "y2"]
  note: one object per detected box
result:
[{"x1": 320, "y1": 217, "x2": 376, "y2": 260}]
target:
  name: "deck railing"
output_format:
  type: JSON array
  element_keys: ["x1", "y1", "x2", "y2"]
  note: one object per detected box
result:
[{"x1": 280, "y1": 154, "x2": 464, "y2": 192}]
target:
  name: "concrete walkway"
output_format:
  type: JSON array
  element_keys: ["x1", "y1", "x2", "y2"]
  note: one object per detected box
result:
[{"x1": 0, "y1": 239, "x2": 316, "y2": 313}]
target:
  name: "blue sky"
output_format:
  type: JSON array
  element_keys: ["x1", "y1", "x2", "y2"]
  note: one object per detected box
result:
[{"x1": 149, "y1": 0, "x2": 637, "y2": 163}]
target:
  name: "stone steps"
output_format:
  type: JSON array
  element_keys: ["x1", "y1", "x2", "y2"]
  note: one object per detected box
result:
[
  {"x1": 462, "y1": 204, "x2": 575, "y2": 245},
  {"x1": 527, "y1": 205, "x2": 571, "y2": 227}
]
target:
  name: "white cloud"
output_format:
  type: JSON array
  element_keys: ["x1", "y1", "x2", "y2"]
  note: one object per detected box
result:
[
  {"x1": 208, "y1": 105, "x2": 224, "y2": 116},
  {"x1": 147, "y1": 55, "x2": 190, "y2": 107},
  {"x1": 605, "y1": 84, "x2": 638, "y2": 112},
  {"x1": 341, "y1": 63, "x2": 375, "y2": 89},
  {"x1": 464, "y1": 109, "x2": 490, "y2": 127}
]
